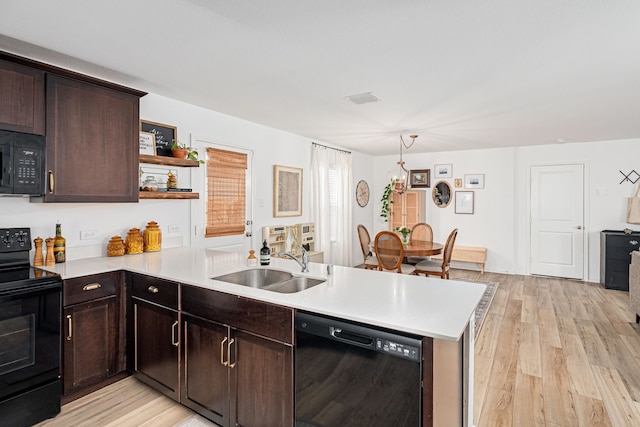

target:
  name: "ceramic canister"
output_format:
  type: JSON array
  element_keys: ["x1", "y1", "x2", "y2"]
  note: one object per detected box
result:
[
  {"x1": 107, "y1": 235, "x2": 125, "y2": 257},
  {"x1": 143, "y1": 221, "x2": 162, "y2": 252},
  {"x1": 125, "y1": 228, "x2": 144, "y2": 254}
]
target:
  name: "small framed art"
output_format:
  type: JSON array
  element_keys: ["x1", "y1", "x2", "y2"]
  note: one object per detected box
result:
[
  {"x1": 274, "y1": 165, "x2": 303, "y2": 217},
  {"x1": 434, "y1": 164, "x2": 452, "y2": 178},
  {"x1": 139, "y1": 132, "x2": 156, "y2": 155},
  {"x1": 410, "y1": 169, "x2": 430, "y2": 188},
  {"x1": 140, "y1": 120, "x2": 177, "y2": 157},
  {"x1": 455, "y1": 191, "x2": 474, "y2": 214},
  {"x1": 464, "y1": 174, "x2": 485, "y2": 189}
]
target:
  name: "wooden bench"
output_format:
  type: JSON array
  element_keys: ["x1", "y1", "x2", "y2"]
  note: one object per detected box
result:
[{"x1": 432, "y1": 245, "x2": 487, "y2": 274}]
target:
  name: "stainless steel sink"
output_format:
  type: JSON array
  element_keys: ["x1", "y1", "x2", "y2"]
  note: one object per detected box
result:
[
  {"x1": 211, "y1": 268, "x2": 324, "y2": 293},
  {"x1": 212, "y1": 268, "x2": 293, "y2": 288},
  {"x1": 263, "y1": 277, "x2": 325, "y2": 293}
]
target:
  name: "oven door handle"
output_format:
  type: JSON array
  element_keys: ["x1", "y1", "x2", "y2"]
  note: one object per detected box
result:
[{"x1": 0, "y1": 281, "x2": 61, "y2": 297}]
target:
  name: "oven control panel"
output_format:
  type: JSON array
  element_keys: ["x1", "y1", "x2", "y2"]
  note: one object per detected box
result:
[
  {"x1": 0, "y1": 228, "x2": 31, "y2": 252},
  {"x1": 376, "y1": 338, "x2": 420, "y2": 361}
]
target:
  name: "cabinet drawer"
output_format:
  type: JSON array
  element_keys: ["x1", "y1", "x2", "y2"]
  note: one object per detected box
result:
[
  {"x1": 131, "y1": 273, "x2": 178, "y2": 310},
  {"x1": 64, "y1": 271, "x2": 119, "y2": 306},
  {"x1": 182, "y1": 285, "x2": 293, "y2": 344}
]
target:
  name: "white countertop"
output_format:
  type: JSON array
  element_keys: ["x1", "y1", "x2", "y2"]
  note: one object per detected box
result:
[{"x1": 41, "y1": 247, "x2": 485, "y2": 341}]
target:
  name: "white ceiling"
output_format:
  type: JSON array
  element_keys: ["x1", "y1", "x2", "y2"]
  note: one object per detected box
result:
[{"x1": 2, "y1": 0, "x2": 639, "y2": 155}]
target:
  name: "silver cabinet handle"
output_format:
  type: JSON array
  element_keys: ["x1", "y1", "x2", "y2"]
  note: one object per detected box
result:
[
  {"x1": 221, "y1": 336, "x2": 228, "y2": 366},
  {"x1": 66, "y1": 315, "x2": 72, "y2": 340},
  {"x1": 171, "y1": 321, "x2": 179, "y2": 346},
  {"x1": 83, "y1": 283, "x2": 101, "y2": 291},
  {"x1": 148, "y1": 286, "x2": 159, "y2": 293},
  {"x1": 227, "y1": 338, "x2": 236, "y2": 369}
]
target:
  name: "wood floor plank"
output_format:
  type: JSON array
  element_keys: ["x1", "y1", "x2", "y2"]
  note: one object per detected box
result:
[
  {"x1": 521, "y1": 294, "x2": 538, "y2": 324},
  {"x1": 573, "y1": 394, "x2": 611, "y2": 427},
  {"x1": 591, "y1": 365, "x2": 640, "y2": 426},
  {"x1": 517, "y1": 322, "x2": 541, "y2": 377},
  {"x1": 561, "y1": 333, "x2": 602, "y2": 399},
  {"x1": 540, "y1": 345, "x2": 578, "y2": 426},
  {"x1": 512, "y1": 373, "x2": 545, "y2": 426},
  {"x1": 538, "y1": 307, "x2": 562, "y2": 348},
  {"x1": 477, "y1": 386, "x2": 514, "y2": 427}
]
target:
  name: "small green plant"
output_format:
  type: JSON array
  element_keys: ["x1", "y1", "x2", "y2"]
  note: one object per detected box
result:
[
  {"x1": 170, "y1": 140, "x2": 204, "y2": 164},
  {"x1": 394, "y1": 226, "x2": 412, "y2": 243},
  {"x1": 380, "y1": 179, "x2": 396, "y2": 222}
]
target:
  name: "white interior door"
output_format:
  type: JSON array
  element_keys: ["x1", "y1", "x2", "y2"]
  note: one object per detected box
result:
[
  {"x1": 190, "y1": 135, "x2": 253, "y2": 253},
  {"x1": 530, "y1": 164, "x2": 585, "y2": 279}
]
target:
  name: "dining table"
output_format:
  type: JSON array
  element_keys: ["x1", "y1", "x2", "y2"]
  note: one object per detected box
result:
[{"x1": 402, "y1": 239, "x2": 443, "y2": 257}]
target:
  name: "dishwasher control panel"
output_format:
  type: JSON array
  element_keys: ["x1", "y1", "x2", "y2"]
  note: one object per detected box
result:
[{"x1": 376, "y1": 338, "x2": 420, "y2": 361}]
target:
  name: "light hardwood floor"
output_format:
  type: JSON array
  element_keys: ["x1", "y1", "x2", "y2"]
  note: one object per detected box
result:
[{"x1": 37, "y1": 270, "x2": 640, "y2": 426}]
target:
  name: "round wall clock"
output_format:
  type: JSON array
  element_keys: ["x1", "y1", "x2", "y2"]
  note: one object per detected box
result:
[{"x1": 356, "y1": 180, "x2": 370, "y2": 207}]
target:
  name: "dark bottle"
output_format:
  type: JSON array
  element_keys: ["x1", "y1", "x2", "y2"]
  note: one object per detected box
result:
[
  {"x1": 53, "y1": 223, "x2": 66, "y2": 263},
  {"x1": 260, "y1": 240, "x2": 271, "y2": 266}
]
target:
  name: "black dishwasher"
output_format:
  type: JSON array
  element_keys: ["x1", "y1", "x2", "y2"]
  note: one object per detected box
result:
[{"x1": 295, "y1": 311, "x2": 422, "y2": 427}]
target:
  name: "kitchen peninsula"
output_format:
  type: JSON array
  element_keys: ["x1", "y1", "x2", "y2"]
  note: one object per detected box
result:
[{"x1": 42, "y1": 247, "x2": 485, "y2": 427}]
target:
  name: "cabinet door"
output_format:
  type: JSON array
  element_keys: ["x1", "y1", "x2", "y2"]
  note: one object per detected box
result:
[
  {"x1": 45, "y1": 74, "x2": 139, "y2": 202},
  {"x1": 134, "y1": 299, "x2": 179, "y2": 400},
  {"x1": 390, "y1": 190, "x2": 425, "y2": 230},
  {"x1": 231, "y1": 330, "x2": 293, "y2": 427},
  {"x1": 63, "y1": 296, "x2": 117, "y2": 395},
  {"x1": 0, "y1": 59, "x2": 45, "y2": 134},
  {"x1": 182, "y1": 315, "x2": 230, "y2": 426}
]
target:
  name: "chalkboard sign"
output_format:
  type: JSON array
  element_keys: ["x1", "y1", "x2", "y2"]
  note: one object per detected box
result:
[{"x1": 140, "y1": 120, "x2": 177, "y2": 157}]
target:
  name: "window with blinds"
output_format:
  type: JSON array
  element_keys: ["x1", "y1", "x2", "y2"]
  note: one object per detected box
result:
[{"x1": 206, "y1": 147, "x2": 247, "y2": 237}]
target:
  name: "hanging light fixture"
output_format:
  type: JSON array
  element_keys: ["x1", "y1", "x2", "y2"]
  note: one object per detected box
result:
[{"x1": 393, "y1": 134, "x2": 418, "y2": 194}]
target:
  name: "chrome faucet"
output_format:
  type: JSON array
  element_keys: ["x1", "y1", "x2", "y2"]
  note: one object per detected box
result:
[{"x1": 278, "y1": 244, "x2": 309, "y2": 273}]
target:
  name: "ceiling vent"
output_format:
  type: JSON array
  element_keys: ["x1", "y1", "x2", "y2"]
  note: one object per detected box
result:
[{"x1": 345, "y1": 92, "x2": 380, "y2": 104}]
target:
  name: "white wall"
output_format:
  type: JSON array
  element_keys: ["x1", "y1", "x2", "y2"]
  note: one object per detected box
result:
[
  {"x1": 371, "y1": 138, "x2": 640, "y2": 281},
  {"x1": 0, "y1": 92, "x2": 370, "y2": 264}
]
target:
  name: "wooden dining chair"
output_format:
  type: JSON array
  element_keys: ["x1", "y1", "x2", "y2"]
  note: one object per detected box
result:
[
  {"x1": 374, "y1": 231, "x2": 416, "y2": 275},
  {"x1": 357, "y1": 224, "x2": 378, "y2": 270},
  {"x1": 406, "y1": 222, "x2": 434, "y2": 265},
  {"x1": 414, "y1": 228, "x2": 458, "y2": 279}
]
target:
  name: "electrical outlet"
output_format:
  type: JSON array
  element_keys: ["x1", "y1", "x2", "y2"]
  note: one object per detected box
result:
[
  {"x1": 168, "y1": 224, "x2": 180, "y2": 233},
  {"x1": 80, "y1": 230, "x2": 99, "y2": 240}
]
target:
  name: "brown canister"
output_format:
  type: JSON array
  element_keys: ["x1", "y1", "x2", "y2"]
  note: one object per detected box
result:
[
  {"x1": 125, "y1": 228, "x2": 144, "y2": 255},
  {"x1": 143, "y1": 221, "x2": 162, "y2": 252},
  {"x1": 107, "y1": 236, "x2": 125, "y2": 257}
]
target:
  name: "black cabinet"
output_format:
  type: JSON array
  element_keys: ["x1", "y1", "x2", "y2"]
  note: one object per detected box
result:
[{"x1": 600, "y1": 230, "x2": 640, "y2": 291}]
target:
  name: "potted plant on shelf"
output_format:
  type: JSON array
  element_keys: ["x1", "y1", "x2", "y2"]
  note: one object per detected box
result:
[{"x1": 170, "y1": 141, "x2": 204, "y2": 163}]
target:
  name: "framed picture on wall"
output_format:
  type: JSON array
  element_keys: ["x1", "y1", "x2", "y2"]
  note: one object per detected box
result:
[
  {"x1": 434, "y1": 164, "x2": 452, "y2": 178},
  {"x1": 410, "y1": 169, "x2": 430, "y2": 188},
  {"x1": 455, "y1": 191, "x2": 474, "y2": 214},
  {"x1": 464, "y1": 174, "x2": 485, "y2": 189},
  {"x1": 274, "y1": 165, "x2": 303, "y2": 217}
]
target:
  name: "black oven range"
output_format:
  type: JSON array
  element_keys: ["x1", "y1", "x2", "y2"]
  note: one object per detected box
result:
[{"x1": 0, "y1": 228, "x2": 62, "y2": 427}]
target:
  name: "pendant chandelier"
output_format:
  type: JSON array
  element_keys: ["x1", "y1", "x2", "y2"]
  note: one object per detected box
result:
[{"x1": 393, "y1": 134, "x2": 418, "y2": 194}]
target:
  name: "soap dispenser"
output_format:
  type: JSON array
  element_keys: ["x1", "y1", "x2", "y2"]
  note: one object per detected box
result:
[{"x1": 260, "y1": 240, "x2": 271, "y2": 266}]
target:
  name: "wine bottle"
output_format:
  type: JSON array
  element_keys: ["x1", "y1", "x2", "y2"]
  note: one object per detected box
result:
[
  {"x1": 260, "y1": 240, "x2": 270, "y2": 266},
  {"x1": 53, "y1": 223, "x2": 66, "y2": 263}
]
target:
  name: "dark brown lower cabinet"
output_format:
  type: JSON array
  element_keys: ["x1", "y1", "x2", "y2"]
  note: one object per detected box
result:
[
  {"x1": 181, "y1": 285, "x2": 294, "y2": 427},
  {"x1": 62, "y1": 271, "x2": 125, "y2": 398},
  {"x1": 133, "y1": 299, "x2": 180, "y2": 400},
  {"x1": 63, "y1": 296, "x2": 117, "y2": 395}
]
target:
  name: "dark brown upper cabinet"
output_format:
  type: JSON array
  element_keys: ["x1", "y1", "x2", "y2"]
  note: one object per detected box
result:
[
  {"x1": 44, "y1": 75, "x2": 141, "y2": 202},
  {"x1": 0, "y1": 58, "x2": 45, "y2": 135}
]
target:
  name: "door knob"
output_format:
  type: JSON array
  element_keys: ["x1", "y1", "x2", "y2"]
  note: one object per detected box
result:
[{"x1": 576, "y1": 226, "x2": 583, "y2": 230}]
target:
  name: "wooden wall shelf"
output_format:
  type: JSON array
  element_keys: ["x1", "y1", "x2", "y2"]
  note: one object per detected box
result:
[
  {"x1": 139, "y1": 192, "x2": 199, "y2": 200},
  {"x1": 139, "y1": 154, "x2": 200, "y2": 168}
]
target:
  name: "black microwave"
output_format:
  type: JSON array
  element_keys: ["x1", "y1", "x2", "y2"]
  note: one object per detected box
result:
[{"x1": 0, "y1": 130, "x2": 45, "y2": 195}]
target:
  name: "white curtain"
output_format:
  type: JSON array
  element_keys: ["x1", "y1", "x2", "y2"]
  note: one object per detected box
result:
[{"x1": 311, "y1": 144, "x2": 352, "y2": 266}]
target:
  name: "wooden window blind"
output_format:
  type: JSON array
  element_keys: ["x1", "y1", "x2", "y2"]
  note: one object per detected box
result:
[{"x1": 206, "y1": 147, "x2": 247, "y2": 237}]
